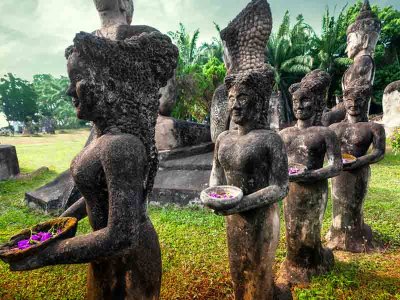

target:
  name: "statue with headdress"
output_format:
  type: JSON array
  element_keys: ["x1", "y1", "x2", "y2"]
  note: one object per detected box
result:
[
  {"x1": 206, "y1": 1, "x2": 289, "y2": 298},
  {"x1": 4, "y1": 31, "x2": 178, "y2": 299},
  {"x1": 277, "y1": 70, "x2": 342, "y2": 291},
  {"x1": 326, "y1": 77, "x2": 386, "y2": 253}
]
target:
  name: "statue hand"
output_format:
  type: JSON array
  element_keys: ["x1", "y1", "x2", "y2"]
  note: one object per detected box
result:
[
  {"x1": 342, "y1": 159, "x2": 359, "y2": 171},
  {"x1": 289, "y1": 170, "x2": 310, "y2": 182},
  {"x1": 6, "y1": 253, "x2": 45, "y2": 271}
]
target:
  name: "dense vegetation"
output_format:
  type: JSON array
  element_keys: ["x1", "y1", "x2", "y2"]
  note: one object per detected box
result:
[{"x1": 0, "y1": 1, "x2": 399, "y2": 127}]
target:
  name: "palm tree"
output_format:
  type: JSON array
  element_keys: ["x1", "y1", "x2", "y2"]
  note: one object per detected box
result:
[
  {"x1": 197, "y1": 23, "x2": 224, "y2": 64},
  {"x1": 168, "y1": 23, "x2": 201, "y2": 67},
  {"x1": 311, "y1": 6, "x2": 352, "y2": 107},
  {"x1": 266, "y1": 12, "x2": 315, "y2": 122}
]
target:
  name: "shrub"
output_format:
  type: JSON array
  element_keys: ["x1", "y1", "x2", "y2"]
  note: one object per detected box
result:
[{"x1": 390, "y1": 127, "x2": 400, "y2": 155}]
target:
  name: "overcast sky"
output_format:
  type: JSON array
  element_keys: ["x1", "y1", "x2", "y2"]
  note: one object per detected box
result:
[{"x1": 0, "y1": 0, "x2": 399, "y2": 80}]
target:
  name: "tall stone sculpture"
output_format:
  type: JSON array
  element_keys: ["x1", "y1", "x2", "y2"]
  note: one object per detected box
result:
[
  {"x1": 8, "y1": 32, "x2": 178, "y2": 300},
  {"x1": 26, "y1": 0, "x2": 208, "y2": 213},
  {"x1": 277, "y1": 70, "x2": 342, "y2": 288},
  {"x1": 322, "y1": 0, "x2": 381, "y2": 126},
  {"x1": 326, "y1": 80, "x2": 386, "y2": 252},
  {"x1": 208, "y1": 1, "x2": 289, "y2": 298},
  {"x1": 382, "y1": 81, "x2": 400, "y2": 136}
]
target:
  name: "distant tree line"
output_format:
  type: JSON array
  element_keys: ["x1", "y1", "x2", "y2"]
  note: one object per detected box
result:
[{"x1": 0, "y1": 73, "x2": 86, "y2": 134}]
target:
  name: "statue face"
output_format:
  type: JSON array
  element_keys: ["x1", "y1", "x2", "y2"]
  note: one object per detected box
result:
[
  {"x1": 344, "y1": 93, "x2": 367, "y2": 117},
  {"x1": 292, "y1": 92, "x2": 315, "y2": 121},
  {"x1": 66, "y1": 52, "x2": 98, "y2": 121},
  {"x1": 228, "y1": 85, "x2": 260, "y2": 126}
]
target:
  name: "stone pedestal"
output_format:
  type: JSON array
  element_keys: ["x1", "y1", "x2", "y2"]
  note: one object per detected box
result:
[
  {"x1": 151, "y1": 143, "x2": 213, "y2": 205},
  {"x1": 25, "y1": 170, "x2": 81, "y2": 214},
  {"x1": 155, "y1": 115, "x2": 211, "y2": 150},
  {"x1": 0, "y1": 145, "x2": 20, "y2": 180}
]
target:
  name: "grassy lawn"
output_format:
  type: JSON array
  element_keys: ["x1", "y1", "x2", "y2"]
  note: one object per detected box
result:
[{"x1": 0, "y1": 130, "x2": 399, "y2": 299}]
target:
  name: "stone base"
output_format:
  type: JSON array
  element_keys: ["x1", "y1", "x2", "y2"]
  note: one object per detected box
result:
[
  {"x1": 276, "y1": 247, "x2": 334, "y2": 288},
  {"x1": 150, "y1": 143, "x2": 213, "y2": 205},
  {"x1": 155, "y1": 116, "x2": 211, "y2": 150},
  {"x1": 325, "y1": 224, "x2": 376, "y2": 253},
  {"x1": 0, "y1": 145, "x2": 20, "y2": 180},
  {"x1": 25, "y1": 170, "x2": 81, "y2": 215}
]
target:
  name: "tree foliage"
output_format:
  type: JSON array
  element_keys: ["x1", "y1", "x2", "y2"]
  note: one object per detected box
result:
[
  {"x1": 169, "y1": 23, "x2": 226, "y2": 122},
  {"x1": 266, "y1": 12, "x2": 314, "y2": 122},
  {"x1": 0, "y1": 73, "x2": 38, "y2": 124},
  {"x1": 32, "y1": 74, "x2": 83, "y2": 129}
]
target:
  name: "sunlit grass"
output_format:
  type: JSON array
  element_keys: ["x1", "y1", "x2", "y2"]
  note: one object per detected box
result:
[{"x1": 0, "y1": 131, "x2": 399, "y2": 299}]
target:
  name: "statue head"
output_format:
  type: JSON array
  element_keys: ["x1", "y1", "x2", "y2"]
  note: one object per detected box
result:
[
  {"x1": 343, "y1": 80, "x2": 372, "y2": 121},
  {"x1": 289, "y1": 70, "x2": 331, "y2": 125},
  {"x1": 65, "y1": 32, "x2": 178, "y2": 195},
  {"x1": 225, "y1": 67, "x2": 274, "y2": 128},
  {"x1": 346, "y1": 0, "x2": 381, "y2": 59},
  {"x1": 93, "y1": 0, "x2": 134, "y2": 25}
]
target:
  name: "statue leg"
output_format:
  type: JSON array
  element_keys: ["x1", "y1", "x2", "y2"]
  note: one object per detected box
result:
[
  {"x1": 277, "y1": 181, "x2": 334, "y2": 287},
  {"x1": 226, "y1": 203, "x2": 280, "y2": 300},
  {"x1": 326, "y1": 165, "x2": 374, "y2": 252},
  {"x1": 87, "y1": 219, "x2": 162, "y2": 300}
]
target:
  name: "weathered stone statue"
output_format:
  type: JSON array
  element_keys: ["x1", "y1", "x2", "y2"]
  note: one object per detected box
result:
[
  {"x1": 277, "y1": 70, "x2": 342, "y2": 288},
  {"x1": 208, "y1": 1, "x2": 289, "y2": 299},
  {"x1": 326, "y1": 80, "x2": 386, "y2": 253},
  {"x1": 9, "y1": 32, "x2": 178, "y2": 300},
  {"x1": 322, "y1": 0, "x2": 381, "y2": 126},
  {"x1": 382, "y1": 81, "x2": 400, "y2": 136}
]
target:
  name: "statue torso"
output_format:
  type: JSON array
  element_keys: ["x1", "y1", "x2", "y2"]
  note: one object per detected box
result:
[
  {"x1": 330, "y1": 121, "x2": 376, "y2": 157},
  {"x1": 343, "y1": 55, "x2": 375, "y2": 89},
  {"x1": 218, "y1": 130, "x2": 275, "y2": 195},
  {"x1": 280, "y1": 126, "x2": 329, "y2": 170},
  {"x1": 71, "y1": 134, "x2": 147, "y2": 230}
]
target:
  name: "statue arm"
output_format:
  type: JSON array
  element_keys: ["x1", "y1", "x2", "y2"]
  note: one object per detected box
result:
[
  {"x1": 8, "y1": 136, "x2": 146, "y2": 271},
  {"x1": 60, "y1": 197, "x2": 87, "y2": 220},
  {"x1": 218, "y1": 134, "x2": 289, "y2": 215},
  {"x1": 291, "y1": 130, "x2": 342, "y2": 182},
  {"x1": 344, "y1": 123, "x2": 386, "y2": 171},
  {"x1": 209, "y1": 133, "x2": 227, "y2": 187}
]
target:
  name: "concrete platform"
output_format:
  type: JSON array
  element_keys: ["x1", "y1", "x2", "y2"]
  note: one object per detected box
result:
[
  {"x1": 25, "y1": 170, "x2": 81, "y2": 214},
  {"x1": 151, "y1": 143, "x2": 213, "y2": 205}
]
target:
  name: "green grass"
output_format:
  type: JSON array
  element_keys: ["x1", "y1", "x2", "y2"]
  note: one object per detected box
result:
[{"x1": 0, "y1": 131, "x2": 399, "y2": 299}]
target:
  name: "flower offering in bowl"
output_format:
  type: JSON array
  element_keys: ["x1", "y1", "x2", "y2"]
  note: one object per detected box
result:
[
  {"x1": 200, "y1": 185, "x2": 243, "y2": 210},
  {"x1": 342, "y1": 153, "x2": 357, "y2": 165},
  {"x1": 0, "y1": 217, "x2": 77, "y2": 263},
  {"x1": 288, "y1": 163, "x2": 307, "y2": 175}
]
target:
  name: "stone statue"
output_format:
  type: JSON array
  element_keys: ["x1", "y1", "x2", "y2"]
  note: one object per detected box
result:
[
  {"x1": 322, "y1": 0, "x2": 381, "y2": 126},
  {"x1": 326, "y1": 80, "x2": 386, "y2": 253},
  {"x1": 277, "y1": 70, "x2": 342, "y2": 288},
  {"x1": 382, "y1": 81, "x2": 400, "y2": 136},
  {"x1": 208, "y1": 1, "x2": 289, "y2": 298},
  {"x1": 8, "y1": 32, "x2": 178, "y2": 300}
]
